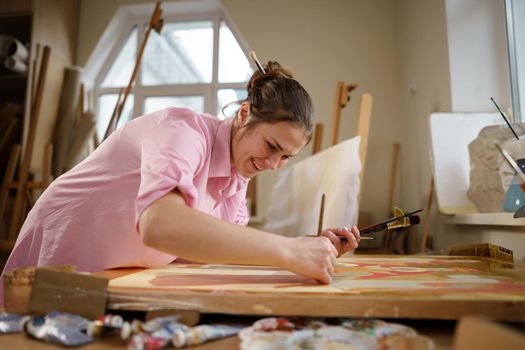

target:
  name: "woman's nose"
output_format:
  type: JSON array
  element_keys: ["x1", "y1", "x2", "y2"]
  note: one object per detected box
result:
[{"x1": 264, "y1": 155, "x2": 280, "y2": 170}]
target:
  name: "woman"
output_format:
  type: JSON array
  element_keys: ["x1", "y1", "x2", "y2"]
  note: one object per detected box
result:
[{"x1": 2, "y1": 61, "x2": 360, "y2": 289}]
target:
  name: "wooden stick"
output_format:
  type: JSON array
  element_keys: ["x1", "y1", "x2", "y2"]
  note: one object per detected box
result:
[
  {"x1": 330, "y1": 82, "x2": 358, "y2": 146},
  {"x1": 330, "y1": 82, "x2": 345, "y2": 146},
  {"x1": 387, "y1": 143, "x2": 400, "y2": 214},
  {"x1": 355, "y1": 93, "x2": 373, "y2": 208},
  {"x1": 419, "y1": 177, "x2": 435, "y2": 253},
  {"x1": 42, "y1": 143, "x2": 53, "y2": 190},
  {"x1": 103, "y1": 87, "x2": 124, "y2": 142},
  {"x1": 317, "y1": 193, "x2": 325, "y2": 235},
  {"x1": 103, "y1": 1, "x2": 163, "y2": 141},
  {"x1": 312, "y1": 123, "x2": 324, "y2": 155},
  {"x1": 9, "y1": 46, "x2": 51, "y2": 240},
  {"x1": 0, "y1": 144, "x2": 21, "y2": 238}
]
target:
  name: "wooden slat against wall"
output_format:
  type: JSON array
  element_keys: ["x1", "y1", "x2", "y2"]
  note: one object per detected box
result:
[
  {"x1": 355, "y1": 93, "x2": 372, "y2": 207},
  {"x1": 312, "y1": 123, "x2": 324, "y2": 155},
  {"x1": 330, "y1": 82, "x2": 357, "y2": 146}
]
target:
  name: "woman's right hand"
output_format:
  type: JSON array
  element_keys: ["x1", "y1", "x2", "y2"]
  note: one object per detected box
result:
[{"x1": 281, "y1": 236, "x2": 339, "y2": 284}]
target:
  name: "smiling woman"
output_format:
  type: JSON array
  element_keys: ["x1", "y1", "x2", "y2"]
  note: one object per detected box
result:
[{"x1": 1, "y1": 59, "x2": 362, "y2": 302}]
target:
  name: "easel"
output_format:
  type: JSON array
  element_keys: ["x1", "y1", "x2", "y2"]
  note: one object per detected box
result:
[
  {"x1": 102, "y1": 1, "x2": 163, "y2": 141},
  {"x1": 0, "y1": 46, "x2": 52, "y2": 249}
]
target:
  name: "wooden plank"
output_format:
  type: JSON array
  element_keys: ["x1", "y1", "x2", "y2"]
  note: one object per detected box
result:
[
  {"x1": 330, "y1": 82, "x2": 345, "y2": 146},
  {"x1": 106, "y1": 255, "x2": 525, "y2": 320},
  {"x1": 356, "y1": 93, "x2": 372, "y2": 206},
  {"x1": 312, "y1": 122, "x2": 324, "y2": 154}
]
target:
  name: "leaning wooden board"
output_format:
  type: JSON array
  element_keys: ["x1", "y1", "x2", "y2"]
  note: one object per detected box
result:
[{"x1": 104, "y1": 255, "x2": 525, "y2": 320}]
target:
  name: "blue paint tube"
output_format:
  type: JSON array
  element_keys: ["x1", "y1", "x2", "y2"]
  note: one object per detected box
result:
[{"x1": 23, "y1": 311, "x2": 93, "y2": 346}]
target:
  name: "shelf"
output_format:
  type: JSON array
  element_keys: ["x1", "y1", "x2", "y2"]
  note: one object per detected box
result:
[{"x1": 446, "y1": 212, "x2": 525, "y2": 226}]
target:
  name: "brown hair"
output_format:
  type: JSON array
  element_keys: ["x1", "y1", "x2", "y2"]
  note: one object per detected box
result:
[{"x1": 243, "y1": 61, "x2": 313, "y2": 140}]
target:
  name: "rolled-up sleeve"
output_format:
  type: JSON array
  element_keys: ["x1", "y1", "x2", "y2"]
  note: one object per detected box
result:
[{"x1": 135, "y1": 121, "x2": 207, "y2": 230}]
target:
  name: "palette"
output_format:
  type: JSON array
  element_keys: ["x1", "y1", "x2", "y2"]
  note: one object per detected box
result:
[{"x1": 106, "y1": 255, "x2": 525, "y2": 320}]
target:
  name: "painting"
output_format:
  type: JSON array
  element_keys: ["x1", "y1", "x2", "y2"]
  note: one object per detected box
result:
[{"x1": 107, "y1": 255, "x2": 525, "y2": 320}]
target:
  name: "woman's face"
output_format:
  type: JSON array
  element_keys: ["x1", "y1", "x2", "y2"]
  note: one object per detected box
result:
[{"x1": 232, "y1": 103, "x2": 308, "y2": 178}]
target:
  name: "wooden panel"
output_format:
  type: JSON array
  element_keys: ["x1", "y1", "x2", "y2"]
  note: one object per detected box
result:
[{"x1": 107, "y1": 255, "x2": 525, "y2": 320}]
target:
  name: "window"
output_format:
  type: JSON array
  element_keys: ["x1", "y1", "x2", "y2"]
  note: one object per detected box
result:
[{"x1": 94, "y1": 13, "x2": 253, "y2": 140}]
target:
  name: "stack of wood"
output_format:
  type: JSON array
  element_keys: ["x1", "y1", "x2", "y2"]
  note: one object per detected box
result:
[{"x1": 0, "y1": 46, "x2": 51, "y2": 250}]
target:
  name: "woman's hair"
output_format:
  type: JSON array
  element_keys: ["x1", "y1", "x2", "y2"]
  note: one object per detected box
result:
[{"x1": 242, "y1": 61, "x2": 314, "y2": 140}]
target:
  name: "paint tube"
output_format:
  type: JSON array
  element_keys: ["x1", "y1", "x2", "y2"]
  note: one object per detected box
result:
[
  {"x1": 128, "y1": 333, "x2": 165, "y2": 350},
  {"x1": 0, "y1": 313, "x2": 30, "y2": 333},
  {"x1": 87, "y1": 314, "x2": 125, "y2": 338},
  {"x1": 23, "y1": 311, "x2": 93, "y2": 346},
  {"x1": 140, "y1": 314, "x2": 181, "y2": 332},
  {"x1": 128, "y1": 321, "x2": 188, "y2": 350},
  {"x1": 172, "y1": 324, "x2": 243, "y2": 348}
]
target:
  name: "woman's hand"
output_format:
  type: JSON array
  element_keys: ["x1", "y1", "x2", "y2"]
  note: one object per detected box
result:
[
  {"x1": 282, "y1": 236, "x2": 339, "y2": 284},
  {"x1": 319, "y1": 226, "x2": 360, "y2": 257}
]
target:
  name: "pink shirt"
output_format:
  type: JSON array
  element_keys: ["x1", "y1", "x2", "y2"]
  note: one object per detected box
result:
[{"x1": 3, "y1": 108, "x2": 250, "y2": 276}]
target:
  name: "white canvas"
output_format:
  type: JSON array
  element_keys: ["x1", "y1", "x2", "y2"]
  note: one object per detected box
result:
[{"x1": 264, "y1": 136, "x2": 361, "y2": 236}]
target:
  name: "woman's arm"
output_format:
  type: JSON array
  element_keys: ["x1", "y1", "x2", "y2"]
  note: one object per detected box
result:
[{"x1": 138, "y1": 190, "x2": 342, "y2": 283}]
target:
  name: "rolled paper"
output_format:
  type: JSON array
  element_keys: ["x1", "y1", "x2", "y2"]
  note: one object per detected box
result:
[
  {"x1": 4, "y1": 56, "x2": 28, "y2": 74},
  {"x1": 2, "y1": 36, "x2": 29, "y2": 62}
]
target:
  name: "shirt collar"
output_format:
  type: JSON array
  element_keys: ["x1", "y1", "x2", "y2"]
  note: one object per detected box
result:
[
  {"x1": 209, "y1": 117, "x2": 249, "y2": 197},
  {"x1": 209, "y1": 117, "x2": 234, "y2": 178}
]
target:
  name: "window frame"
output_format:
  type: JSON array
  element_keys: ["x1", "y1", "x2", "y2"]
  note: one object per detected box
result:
[{"x1": 93, "y1": 11, "x2": 251, "y2": 126}]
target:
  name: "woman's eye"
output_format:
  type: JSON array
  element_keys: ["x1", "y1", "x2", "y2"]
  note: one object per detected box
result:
[{"x1": 266, "y1": 142, "x2": 277, "y2": 151}]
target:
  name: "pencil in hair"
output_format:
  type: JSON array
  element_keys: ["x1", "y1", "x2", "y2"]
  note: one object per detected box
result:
[{"x1": 249, "y1": 51, "x2": 266, "y2": 74}]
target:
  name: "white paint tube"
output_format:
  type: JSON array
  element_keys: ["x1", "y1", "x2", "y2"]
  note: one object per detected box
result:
[{"x1": 172, "y1": 324, "x2": 243, "y2": 348}]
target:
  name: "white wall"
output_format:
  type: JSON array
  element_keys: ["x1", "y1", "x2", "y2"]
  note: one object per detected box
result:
[{"x1": 445, "y1": 0, "x2": 510, "y2": 113}]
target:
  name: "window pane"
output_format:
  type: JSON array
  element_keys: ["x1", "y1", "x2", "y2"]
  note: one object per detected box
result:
[
  {"x1": 144, "y1": 96, "x2": 205, "y2": 115},
  {"x1": 143, "y1": 21, "x2": 213, "y2": 85},
  {"x1": 96, "y1": 94, "x2": 134, "y2": 140},
  {"x1": 217, "y1": 88, "x2": 247, "y2": 119},
  {"x1": 101, "y1": 27, "x2": 137, "y2": 87},
  {"x1": 219, "y1": 21, "x2": 253, "y2": 83}
]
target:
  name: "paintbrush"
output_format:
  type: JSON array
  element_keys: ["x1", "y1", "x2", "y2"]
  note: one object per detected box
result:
[
  {"x1": 317, "y1": 193, "x2": 325, "y2": 236},
  {"x1": 491, "y1": 97, "x2": 520, "y2": 140},
  {"x1": 249, "y1": 51, "x2": 266, "y2": 74},
  {"x1": 338, "y1": 209, "x2": 422, "y2": 244},
  {"x1": 310, "y1": 209, "x2": 422, "y2": 243}
]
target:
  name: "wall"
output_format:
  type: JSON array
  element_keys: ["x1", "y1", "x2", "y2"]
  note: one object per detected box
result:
[
  {"x1": 445, "y1": 0, "x2": 510, "y2": 112},
  {"x1": 393, "y1": 0, "x2": 451, "y2": 247}
]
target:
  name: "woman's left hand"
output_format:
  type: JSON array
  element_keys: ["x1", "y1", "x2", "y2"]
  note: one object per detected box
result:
[{"x1": 319, "y1": 226, "x2": 360, "y2": 257}]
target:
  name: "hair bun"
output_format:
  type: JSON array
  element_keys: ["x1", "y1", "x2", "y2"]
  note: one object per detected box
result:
[
  {"x1": 247, "y1": 61, "x2": 293, "y2": 95},
  {"x1": 264, "y1": 61, "x2": 293, "y2": 79}
]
